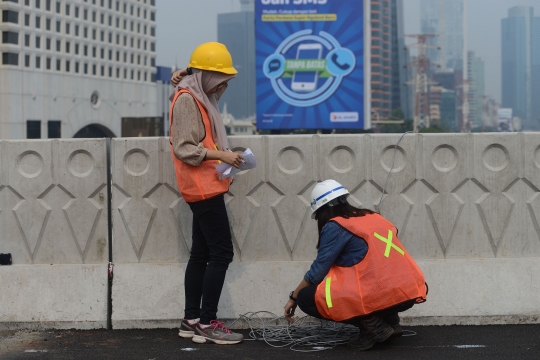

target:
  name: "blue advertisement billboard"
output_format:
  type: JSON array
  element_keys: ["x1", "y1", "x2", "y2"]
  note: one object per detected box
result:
[{"x1": 255, "y1": 0, "x2": 369, "y2": 130}]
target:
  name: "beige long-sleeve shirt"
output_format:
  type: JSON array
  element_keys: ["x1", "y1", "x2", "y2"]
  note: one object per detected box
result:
[{"x1": 171, "y1": 93, "x2": 207, "y2": 166}]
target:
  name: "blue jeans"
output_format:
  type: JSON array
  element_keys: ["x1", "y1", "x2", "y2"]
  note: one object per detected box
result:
[{"x1": 184, "y1": 194, "x2": 234, "y2": 324}]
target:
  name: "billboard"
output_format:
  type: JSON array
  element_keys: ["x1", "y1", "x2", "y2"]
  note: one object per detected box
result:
[
  {"x1": 497, "y1": 108, "x2": 513, "y2": 132},
  {"x1": 255, "y1": 0, "x2": 370, "y2": 130}
]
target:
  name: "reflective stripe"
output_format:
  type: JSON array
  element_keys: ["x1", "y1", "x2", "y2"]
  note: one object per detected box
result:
[
  {"x1": 325, "y1": 277, "x2": 333, "y2": 308},
  {"x1": 316, "y1": 186, "x2": 345, "y2": 201},
  {"x1": 374, "y1": 230, "x2": 404, "y2": 258}
]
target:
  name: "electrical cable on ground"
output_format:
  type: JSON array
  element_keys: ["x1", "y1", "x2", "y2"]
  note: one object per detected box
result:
[{"x1": 227, "y1": 311, "x2": 416, "y2": 352}]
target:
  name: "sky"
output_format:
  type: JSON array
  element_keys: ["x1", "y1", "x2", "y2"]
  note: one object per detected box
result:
[{"x1": 156, "y1": 0, "x2": 540, "y2": 103}]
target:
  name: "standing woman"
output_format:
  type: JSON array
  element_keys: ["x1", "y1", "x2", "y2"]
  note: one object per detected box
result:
[
  {"x1": 283, "y1": 180, "x2": 427, "y2": 351},
  {"x1": 170, "y1": 42, "x2": 244, "y2": 345}
]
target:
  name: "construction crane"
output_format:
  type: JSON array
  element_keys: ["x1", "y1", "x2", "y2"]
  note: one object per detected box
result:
[{"x1": 404, "y1": 34, "x2": 440, "y2": 132}]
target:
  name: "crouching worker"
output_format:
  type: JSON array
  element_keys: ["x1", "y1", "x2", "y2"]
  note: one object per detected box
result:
[
  {"x1": 284, "y1": 180, "x2": 427, "y2": 351},
  {"x1": 171, "y1": 42, "x2": 244, "y2": 345}
]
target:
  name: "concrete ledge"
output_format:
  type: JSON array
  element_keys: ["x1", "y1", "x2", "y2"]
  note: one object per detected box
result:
[
  {"x1": 0, "y1": 265, "x2": 107, "y2": 330},
  {"x1": 111, "y1": 263, "x2": 184, "y2": 329},
  {"x1": 110, "y1": 258, "x2": 540, "y2": 328}
]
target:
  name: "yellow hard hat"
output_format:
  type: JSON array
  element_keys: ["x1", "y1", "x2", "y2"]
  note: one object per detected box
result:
[{"x1": 188, "y1": 42, "x2": 238, "y2": 75}]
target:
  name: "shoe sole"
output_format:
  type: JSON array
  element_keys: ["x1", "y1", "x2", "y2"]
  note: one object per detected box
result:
[
  {"x1": 192, "y1": 334, "x2": 242, "y2": 345},
  {"x1": 179, "y1": 330, "x2": 195, "y2": 338}
]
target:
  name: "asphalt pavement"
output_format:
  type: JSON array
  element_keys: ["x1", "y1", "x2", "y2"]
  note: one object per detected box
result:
[{"x1": 1, "y1": 324, "x2": 539, "y2": 360}]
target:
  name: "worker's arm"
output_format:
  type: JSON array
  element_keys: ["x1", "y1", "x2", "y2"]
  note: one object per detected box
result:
[
  {"x1": 284, "y1": 279, "x2": 311, "y2": 322},
  {"x1": 205, "y1": 150, "x2": 244, "y2": 168}
]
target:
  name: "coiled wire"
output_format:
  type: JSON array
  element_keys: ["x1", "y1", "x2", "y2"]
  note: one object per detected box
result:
[{"x1": 227, "y1": 311, "x2": 416, "y2": 352}]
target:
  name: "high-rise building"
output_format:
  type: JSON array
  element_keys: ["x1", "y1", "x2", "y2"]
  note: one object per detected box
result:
[
  {"x1": 467, "y1": 51, "x2": 484, "y2": 130},
  {"x1": 0, "y1": 0, "x2": 158, "y2": 139},
  {"x1": 501, "y1": 6, "x2": 540, "y2": 130},
  {"x1": 217, "y1": 0, "x2": 255, "y2": 120},
  {"x1": 420, "y1": 0, "x2": 464, "y2": 71},
  {"x1": 371, "y1": 0, "x2": 407, "y2": 121}
]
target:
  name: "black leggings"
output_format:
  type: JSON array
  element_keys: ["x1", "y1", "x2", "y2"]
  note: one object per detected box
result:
[
  {"x1": 297, "y1": 284, "x2": 415, "y2": 326},
  {"x1": 184, "y1": 194, "x2": 234, "y2": 324}
]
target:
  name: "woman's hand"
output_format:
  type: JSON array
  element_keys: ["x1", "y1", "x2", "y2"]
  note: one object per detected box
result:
[
  {"x1": 220, "y1": 151, "x2": 244, "y2": 169},
  {"x1": 171, "y1": 68, "x2": 188, "y2": 87},
  {"x1": 284, "y1": 299, "x2": 297, "y2": 324}
]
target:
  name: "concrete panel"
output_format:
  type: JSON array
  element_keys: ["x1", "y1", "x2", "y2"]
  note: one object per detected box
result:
[
  {"x1": 0, "y1": 265, "x2": 107, "y2": 330},
  {"x1": 112, "y1": 138, "x2": 189, "y2": 263},
  {"x1": 111, "y1": 263, "x2": 184, "y2": 329},
  {"x1": 0, "y1": 139, "x2": 108, "y2": 265}
]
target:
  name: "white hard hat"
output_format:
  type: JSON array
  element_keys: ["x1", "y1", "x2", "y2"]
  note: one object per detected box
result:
[{"x1": 310, "y1": 180, "x2": 350, "y2": 219}]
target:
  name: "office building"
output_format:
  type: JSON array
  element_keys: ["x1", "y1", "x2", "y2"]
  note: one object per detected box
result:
[
  {"x1": 420, "y1": 0, "x2": 464, "y2": 71},
  {"x1": 501, "y1": 6, "x2": 540, "y2": 130},
  {"x1": 371, "y1": 0, "x2": 410, "y2": 122},
  {"x1": 217, "y1": 0, "x2": 255, "y2": 120},
  {"x1": 0, "y1": 0, "x2": 157, "y2": 139},
  {"x1": 467, "y1": 51, "x2": 484, "y2": 130}
]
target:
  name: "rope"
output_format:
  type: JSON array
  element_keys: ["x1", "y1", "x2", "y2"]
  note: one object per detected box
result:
[{"x1": 226, "y1": 311, "x2": 415, "y2": 352}]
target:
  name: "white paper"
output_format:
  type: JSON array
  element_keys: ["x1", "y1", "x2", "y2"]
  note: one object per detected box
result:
[{"x1": 216, "y1": 148, "x2": 257, "y2": 179}]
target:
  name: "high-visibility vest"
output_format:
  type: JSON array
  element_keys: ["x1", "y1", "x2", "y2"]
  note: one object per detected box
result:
[
  {"x1": 315, "y1": 214, "x2": 427, "y2": 322},
  {"x1": 169, "y1": 89, "x2": 229, "y2": 203}
]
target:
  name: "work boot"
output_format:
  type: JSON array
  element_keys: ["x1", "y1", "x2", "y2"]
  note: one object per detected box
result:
[
  {"x1": 348, "y1": 315, "x2": 394, "y2": 351},
  {"x1": 383, "y1": 313, "x2": 403, "y2": 341}
]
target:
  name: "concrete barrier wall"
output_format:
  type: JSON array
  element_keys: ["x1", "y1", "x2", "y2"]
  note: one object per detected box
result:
[
  {"x1": 2, "y1": 134, "x2": 540, "y2": 329},
  {"x1": 0, "y1": 139, "x2": 108, "y2": 329}
]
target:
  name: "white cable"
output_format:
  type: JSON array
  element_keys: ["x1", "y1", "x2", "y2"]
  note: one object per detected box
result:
[
  {"x1": 227, "y1": 311, "x2": 415, "y2": 352},
  {"x1": 377, "y1": 131, "x2": 415, "y2": 213}
]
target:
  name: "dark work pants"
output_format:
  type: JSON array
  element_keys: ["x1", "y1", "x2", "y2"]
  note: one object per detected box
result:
[
  {"x1": 184, "y1": 194, "x2": 234, "y2": 324},
  {"x1": 297, "y1": 284, "x2": 415, "y2": 327}
]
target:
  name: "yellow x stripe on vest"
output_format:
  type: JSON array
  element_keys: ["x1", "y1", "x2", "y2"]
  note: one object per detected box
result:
[{"x1": 374, "y1": 230, "x2": 404, "y2": 258}]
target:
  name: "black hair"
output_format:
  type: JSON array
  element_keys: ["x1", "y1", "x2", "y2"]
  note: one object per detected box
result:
[{"x1": 315, "y1": 196, "x2": 376, "y2": 249}]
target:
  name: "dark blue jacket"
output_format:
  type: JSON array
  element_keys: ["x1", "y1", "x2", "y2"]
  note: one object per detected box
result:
[{"x1": 304, "y1": 221, "x2": 368, "y2": 285}]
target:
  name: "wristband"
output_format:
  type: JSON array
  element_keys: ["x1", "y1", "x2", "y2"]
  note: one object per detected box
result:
[{"x1": 289, "y1": 291, "x2": 297, "y2": 302}]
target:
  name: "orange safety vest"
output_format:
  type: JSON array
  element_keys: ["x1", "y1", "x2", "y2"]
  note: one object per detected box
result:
[
  {"x1": 315, "y1": 214, "x2": 427, "y2": 322},
  {"x1": 169, "y1": 89, "x2": 229, "y2": 203}
]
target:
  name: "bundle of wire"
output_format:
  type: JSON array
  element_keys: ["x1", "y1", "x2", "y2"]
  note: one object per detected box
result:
[
  {"x1": 227, "y1": 311, "x2": 416, "y2": 352},
  {"x1": 227, "y1": 311, "x2": 358, "y2": 352}
]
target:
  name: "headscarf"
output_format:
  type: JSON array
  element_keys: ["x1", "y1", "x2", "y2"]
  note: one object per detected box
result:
[{"x1": 176, "y1": 70, "x2": 235, "y2": 151}]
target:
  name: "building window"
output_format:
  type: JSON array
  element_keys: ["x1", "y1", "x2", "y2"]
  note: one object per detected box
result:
[
  {"x1": 66, "y1": 23, "x2": 70, "y2": 34},
  {"x1": 56, "y1": 40, "x2": 60, "y2": 51},
  {"x1": 75, "y1": 6, "x2": 79, "y2": 18},
  {"x1": 130, "y1": 53, "x2": 133, "y2": 64},
  {"x1": 75, "y1": 25, "x2": 79, "y2": 36},
  {"x1": 92, "y1": 64, "x2": 96, "y2": 75},
  {"x1": 25, "y1": 0, "x2": 30, "y2": 6},
  {"x1": 150, "y1": 12, "x2": 155, "y2": 21},
  {"x1": 46, "y1": 18, "x2": 51, "y2": 30},
  {"x1": 150, "y1": 42, "x2": 155, "y2": 52},
  {"x1": 100, "y1": 13, "x2": 104, "y2": 24},
  {"x1": 75, "y1": 61, "x2": 79, "y2": 73},
  {"x1": 108, "y1": 49, "x2": 112, "y2": 60},
  {"x1": 75, "y1": 43, "x2": 79, "y2": 54},
  {"x1": 65, "y1": 4, "x2": 70, "y2": 16},
  {"x1": 2, "y1": 10, "x2": 19, "y2": 24},
  {"x1": 56, "y1": 59, "x2": 60, "y2": 71},
  {"x1": 56, "y1": 20, "x2": 60, "y2": 32},
  {"x1": 151, "y1": 57, "x2": 155, "y2": 67},
  {"x1": 35, "y1": 36, "x2": 40, "y2": 48},
  {"x1": 35, "y1": 0, "x2": 40, "y2": 8},
  {"x1": 25, "y1": 34, "x2": 30, "y2": 46},
  {"x1": 108, "y1": 66, "x2": 112, "y2": 77},
  {"x1": 92, "y1": 11, "x2": 96, "y2": 22},
  {"x1": 56, "y1": 1, "x2": 60, "y2": 13},
  {"x1": 115, "y1": 0, "x2": 119, "y2": 11},
  {"x1": 83, "y1": 9, "x2": 87, "y2": 20},
  {"x1": 45, "y1": 0, "x2": 50, "y2": 11},
  {"x1": 116, "y1": 67, "x2": 119, "y2": 78},
  {"x1": 2, "y1": 31, "x2": 18, "y2": 45},
  {"x1": 27, "y1": 121, "x2": 41, "y2": 139},
  {"x1": 84, "y1": 63, "x2": 88, "y2": 74},
  {"x1": 108, "y1": 32, "x2": 112, "y2": 43},
  {"x1": 101, "y1": 65, "x2": 104, "y2": 76},
  {"x1": 65, "y1": 41, "x2": 70, "y2": 53},
  {"x1": 100, "y1": 48, "x2": 104, "y2": 59},
  {"x1": 84, "y1": 27, "x2": 88, "y2": 38},
  {"x1": 65, "y1": 60, "x2": 70, "y2": 72},
  {"x1": 36, "y1": 16, "x2": 41, "y2": 28},
  {"x1": 92, "y1": 29, "x2": 96, "y2": 40},
  {"x1": 84, "y1": 45, "x2": 87, "y2": 56},
  {"x1": 92, "y1": 46, "x2": 96, "y2": 57},
  {"x1": 46, "y1": 57, "x2": 51, "y2": 69},
  {"x1": 48, "y1": 121, "x2": 61, "y2": 138},
  {"x1": 25, "y1": 54, "x2": 30, "y2": 67},
  {"x1": 100, "y1": 30, "x2": 104, "y2": 41},
  {"x1": 36, "y1": 56, "x2": 40, "y2": 68},
  {"x1": 25, "y1": 13, "x2": 30, "y2": 26},
  {"x1": 150, "y1": 27, "x2": 155, "y2": 36}
]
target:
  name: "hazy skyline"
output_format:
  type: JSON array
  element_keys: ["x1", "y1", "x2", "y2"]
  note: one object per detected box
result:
[{"x1": 156, "y1": 0, "x2": 540, "y2": 103}]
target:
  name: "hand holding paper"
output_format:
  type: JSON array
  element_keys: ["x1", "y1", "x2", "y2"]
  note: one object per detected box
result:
[{"x1": 216, "y1": 148, "x2": 257, "y2": 179}]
